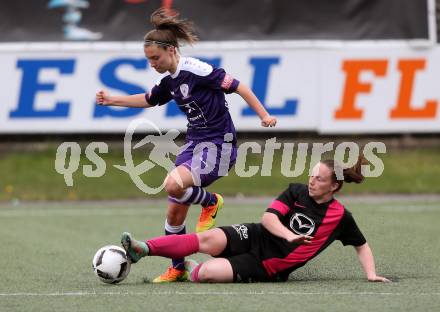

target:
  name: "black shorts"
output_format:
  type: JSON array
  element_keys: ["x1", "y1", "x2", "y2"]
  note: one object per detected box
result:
[{"x1": 217, "y1": 223, "x2": 273, "y2": 283}]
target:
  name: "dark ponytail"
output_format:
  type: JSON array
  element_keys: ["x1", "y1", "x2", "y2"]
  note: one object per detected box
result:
[
  {"x1": 342, "y1": 156, "x2": 365, "y2": 184},
  {"x1": 321, "y1": 155, "x2": 366, "y2": 192},
  {"x1": 144, "y1": 8, "x2": 198, "y2": 49}
]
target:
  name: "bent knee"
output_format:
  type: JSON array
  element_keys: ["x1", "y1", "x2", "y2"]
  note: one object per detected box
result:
[
  {"x1": 197, "y1": 261, "x2": 233, "y2": 283},
  {"x1": 164, "y1": 177, "x2": 184, "y2": 198},
  {"x1": 198, "y1": 233, "x2": 218, "y2": 254},
  {"x1": 197, "y1": 265, "x2": 217, "y2": 282}
]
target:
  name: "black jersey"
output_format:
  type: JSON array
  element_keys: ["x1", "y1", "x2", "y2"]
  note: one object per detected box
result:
[{"x1": 261, "y1": 183, "x2": 366, "y2": 280}]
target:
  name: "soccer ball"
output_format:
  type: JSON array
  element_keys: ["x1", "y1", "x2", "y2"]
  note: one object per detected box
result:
[{"x1": 92, "y1": 245, "x2": 131, "y2": 284}]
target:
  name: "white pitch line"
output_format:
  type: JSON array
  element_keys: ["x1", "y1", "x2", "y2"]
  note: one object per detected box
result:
[
  {"x1": 382, "y1": 205, "x2": 440, "y2": 212},
  {"x1": 0, "y1": 205, "x2": 262, "y2": 218},
  {"x1": 0, "y1": 291, "x2": 439, "y2": 297},
  {"x1": 0, "y1": 208, "x2": 166, "y2": 217},
  {"x1": 0, "y1": 203, "x2": 438, "y2": 218}
]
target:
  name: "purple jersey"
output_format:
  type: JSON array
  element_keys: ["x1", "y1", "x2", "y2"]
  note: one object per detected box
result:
[{"x1": 146, "y1": 57, "x2": 239, "y2": 142}]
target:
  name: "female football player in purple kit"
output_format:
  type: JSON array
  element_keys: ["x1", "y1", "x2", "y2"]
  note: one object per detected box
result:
[
  {"x1": 96, "y1": 8, "x2": 277, "y2": 283},
  {"x1": 121, "y1": 156, "x2": 391, "y2": 283}
]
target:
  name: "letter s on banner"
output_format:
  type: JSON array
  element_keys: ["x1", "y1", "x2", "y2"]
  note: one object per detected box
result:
[{"x1": 94, "y1": 58, "x2": 147, "y2": 118}]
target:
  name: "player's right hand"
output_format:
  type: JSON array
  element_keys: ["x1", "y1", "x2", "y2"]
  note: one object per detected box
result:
[
  {"x1": 287, "y1": 233, "x2": 313, "y2": 244},
  {"x1": 96, "y1": 90, "x2": 111, "y2": 105},
  {"x1": 367, "y1": 275, "x2": 392, "y2": 283}
]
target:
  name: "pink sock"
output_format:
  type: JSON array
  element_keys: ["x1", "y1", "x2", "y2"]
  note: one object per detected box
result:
[
  {"x1": 190, "y1": 263, "x2": 203, "y2": 282},
  {"x1": 146, "y1": 233, "x2": 199, "y2": 259}
]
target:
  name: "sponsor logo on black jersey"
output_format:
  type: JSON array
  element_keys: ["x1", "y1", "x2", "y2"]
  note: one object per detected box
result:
[{"x1": 290, "y1": 213, "x2": 315, "y2": 236}]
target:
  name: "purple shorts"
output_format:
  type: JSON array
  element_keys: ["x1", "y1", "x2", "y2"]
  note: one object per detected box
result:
[{"x1": 175, "y1": 139, "x2": 237, "y2": 187}]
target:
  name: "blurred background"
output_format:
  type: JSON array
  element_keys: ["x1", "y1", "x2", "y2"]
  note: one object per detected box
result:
[{"x1": 0, "y1": 0, "x2": 439, "y2": 201}]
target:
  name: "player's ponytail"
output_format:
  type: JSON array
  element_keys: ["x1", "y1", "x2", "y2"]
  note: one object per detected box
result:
[
  {"x1": 144, "y1": 8, "x2": 198, "y2": 49},
  {"x1": 321, "y1": 155, "x2": 366, "y2": 193},
  {"x1": 342, "y1": 155, "x2": 365, "y2": 184}
]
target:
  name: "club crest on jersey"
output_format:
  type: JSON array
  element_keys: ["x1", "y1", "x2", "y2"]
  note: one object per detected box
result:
[
  {"x1": 290, "y1": 213, "x2": 315, "y2": 236},
  {"x1": 180, "y1": 84, "x2": 190, "y2": 99}
]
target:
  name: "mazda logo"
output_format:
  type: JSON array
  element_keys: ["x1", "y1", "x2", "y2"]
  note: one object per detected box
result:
[{"x1": 290, "y1": 213, "x2": 315, "y2": 236}]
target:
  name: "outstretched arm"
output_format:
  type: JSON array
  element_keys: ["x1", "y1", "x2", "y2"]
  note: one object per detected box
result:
[
  {"x1": 235, "y1": 83, "x2": 277, "y2": 127},
  {"x1": 96, "y1": 90, "x2": 153, "y2": 108},
  {"x1": 261, "y1": 212, "x2": 312, "y2": 244},
  {"x1": 355, "y1": 243, "x2": 391, "y2": 282}
]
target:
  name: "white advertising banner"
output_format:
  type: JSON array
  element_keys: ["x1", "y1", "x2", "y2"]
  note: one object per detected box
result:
[
  {"x1": 0, "y1": 43, "x2": 318, "y2": 134},
  {"x1": 0, "y1": 42, "x2": 439, "y2": 134}
]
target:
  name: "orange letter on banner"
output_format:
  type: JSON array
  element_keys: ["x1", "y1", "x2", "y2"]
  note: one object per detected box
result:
[
  {"x1": 334, "y1": 60, "x2": 388, "y2": 119},
  {"x1": 390, "y1": 59, "x2": 437, "y2": 119}
]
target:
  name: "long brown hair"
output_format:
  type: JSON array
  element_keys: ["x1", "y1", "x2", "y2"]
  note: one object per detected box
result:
[
  {"x1": 144, "y1": 8, "x2": 198, "y2": 49},
  {"x1": 321, "y1": 155, "x2": 366, "y2": 193}
]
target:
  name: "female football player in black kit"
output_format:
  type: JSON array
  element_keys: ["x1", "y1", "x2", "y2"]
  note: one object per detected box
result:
[{"x1": 121, "y1": 156, "x2": 391, "y2": 283}]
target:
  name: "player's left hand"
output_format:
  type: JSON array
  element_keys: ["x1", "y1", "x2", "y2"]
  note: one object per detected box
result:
[{"x1": 261, "y1": 115, "x2": 277, "y2": 127}]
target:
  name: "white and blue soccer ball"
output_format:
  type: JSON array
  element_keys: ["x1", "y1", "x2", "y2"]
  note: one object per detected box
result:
[{"x1": 92, "y1": 245, "x2": 131, "y2": 284}]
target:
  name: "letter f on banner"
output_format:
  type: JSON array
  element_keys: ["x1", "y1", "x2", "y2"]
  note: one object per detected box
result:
[{"x1": 334, "y1": 60, "x2": 388, "y2": 119}]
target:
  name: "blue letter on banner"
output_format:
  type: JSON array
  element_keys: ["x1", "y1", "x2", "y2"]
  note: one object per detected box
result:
[
  {"x1": 94, "y1": 58, "x2": 148, "y2": 118},
  {"x1": 242, "y1": 57, "x2": 298, "y2": 116},
  {"x1": 10, "y1": 59, "x2": 75, "y2": 118}
]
